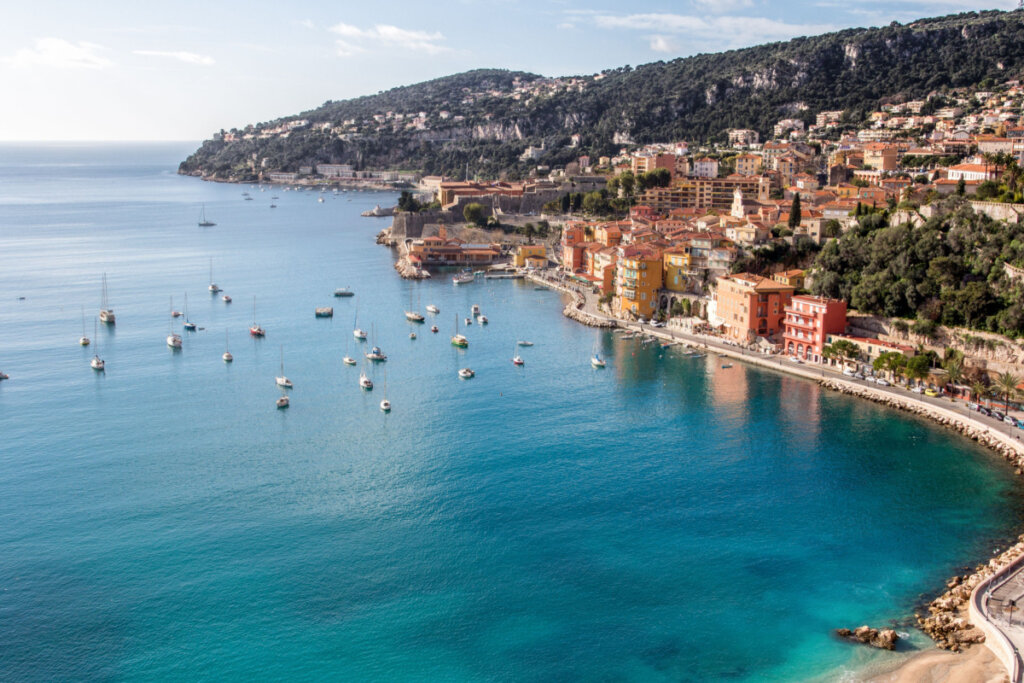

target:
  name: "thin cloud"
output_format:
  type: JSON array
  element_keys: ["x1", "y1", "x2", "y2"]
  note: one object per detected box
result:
[
  {"x1": 691, "y1": 0, "x2": 755, "y2": 11},
  {"x1": 133, "y1": 50, "x2": 215, "y2": 66},
  {"x1": 591, "y1": 13, "x2": 838, "y2": 50},
  {"x1": 2, "y1": 37, "x2": 112, "y2": 69},
  {"x1": 327, "y1": 22, "x2": 451, "y2": 55}
]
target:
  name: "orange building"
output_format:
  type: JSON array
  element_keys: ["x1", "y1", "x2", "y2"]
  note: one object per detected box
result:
[
  {"x1": 782, "y1": 295, "x2": 847, "y2": 362},
  {"x1": 616, "y1": 245, "x2": 664, "y2": 319},
  {"x1": 715, "y1": 273, "x2": 795, "y2": 344}
]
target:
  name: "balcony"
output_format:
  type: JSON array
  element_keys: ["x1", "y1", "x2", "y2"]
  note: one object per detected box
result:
[{"x1": 785, "y1": 315, "x2": 816, "y2": 332}]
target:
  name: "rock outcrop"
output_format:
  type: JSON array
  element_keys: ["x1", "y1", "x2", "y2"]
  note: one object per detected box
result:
[{"x1": 835, "y1": 625, "x2": 900, "y2": 650}]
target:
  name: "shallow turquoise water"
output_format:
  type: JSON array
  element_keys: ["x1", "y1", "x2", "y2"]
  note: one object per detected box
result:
[{"x1": 0, "y1": 143, "x2": 1021, "y2": 681}]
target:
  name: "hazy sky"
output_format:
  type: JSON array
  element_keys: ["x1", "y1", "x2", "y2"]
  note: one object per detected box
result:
[{"x1": 0, "y1": 0, "x2": 1016, "y2": 141}]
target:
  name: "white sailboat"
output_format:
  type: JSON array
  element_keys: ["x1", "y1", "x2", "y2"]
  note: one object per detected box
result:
[
  {"x1": 512, "y1": 344, "x2": 524, "y2": 366},
  {"x1": 353, "y1": 302, "x2": 367, "y2": 340},
  {"x1": 90, "y1": 320, "x2": 105, "y2": 371},
  {"x1": 405, "y1": 286, "x2": 424, "y2": 322},
  {"x1": 79, "y1": 305, "x2": 90, "y2": 346},
  {"x1": 359, "y1": 359, "x2": 373, "y2": 390},
  {"x1": 182, "y1": 293, "x2": 197, "y2": 331},
  {"x1": 167, "y1": 296, "x2": 182, "y2": 348},
  {"x1": 223, "y1": 330, "x2": 233, "y2": 362},
  {"x1": 99, "y1": 273, "x2": 115, "y2": 324},
  {"x1": 276, "y1": 345, "x2": 293, "y2": 388},
  {"x1": 208, "y1": 258, "x2": 221, "y2": 293},
  {"x1": 380, "y1": 365, "x2": 391, "y2": 412},
  {"x1": 426, "y1": 304, "x2": 440, "y2": 314},
  {"x1": 343, "y1": 335, "x2": 356, "y2": 365},
  {"x1": 276, "y1": 393, "x2": 290, "y2": 409}
]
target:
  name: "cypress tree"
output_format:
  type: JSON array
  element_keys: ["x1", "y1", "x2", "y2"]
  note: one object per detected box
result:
[{"x1": 788, "y1": 193, "x2": 802, "y2": 229}]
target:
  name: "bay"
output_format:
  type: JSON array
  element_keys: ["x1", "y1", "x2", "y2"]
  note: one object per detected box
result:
[{"x1": 0, "y1": 142, "x2": 1020, "y2": 681}]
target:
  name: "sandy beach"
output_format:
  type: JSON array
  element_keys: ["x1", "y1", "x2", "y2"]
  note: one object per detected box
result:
[{"x1": 866, "y1": 644, "x2": 1007, "y2": 683}]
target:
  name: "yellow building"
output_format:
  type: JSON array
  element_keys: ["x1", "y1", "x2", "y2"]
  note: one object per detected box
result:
[
  {"x1": 616, "y1": 245, "x2": 664, "y2": 318},
  {"x1": 513, "y1": 244, "x2": 546, "y2": 267},
  {"x1": 662, "y1": 247, "x2": 691, "y2": 293},
  {"x1": 772, "y1": 269, "x2": 805, "y2": 290}
]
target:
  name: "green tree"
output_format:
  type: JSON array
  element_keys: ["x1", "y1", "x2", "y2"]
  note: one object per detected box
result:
[
  {"x1": 956, "y1": 177, "x2": 966, "y2": 196},
  {"x1": 788, "y1": 194, "x2": 802, "y2": 229},
  {"x1": 905, "y1": 354, "x2": 931, "y2": 387},
  {"x1": 463, "y1": 202, "x2": 487, "y2": 227},
  {"x1": 397, "y1": 190, "x2": 420, "y2": 212},
  {"x1": 829, "y1": 338, "x2": 860, "y2": 366}
]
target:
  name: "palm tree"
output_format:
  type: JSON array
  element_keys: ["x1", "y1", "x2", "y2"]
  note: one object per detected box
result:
[
  {"x1": 993, "y1": 371, "x2": 1021, "y2": 413},
  {"x1": 944, "y1": 356, "x2": 965, "y2": 400},
  {"x1": 972, "y1": 381, "x2": 990, "y2": 407}
]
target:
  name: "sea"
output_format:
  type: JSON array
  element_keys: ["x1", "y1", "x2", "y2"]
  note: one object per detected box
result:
[{"x1": 0, "y1": 142, "x2": 1021, "y2": 682}]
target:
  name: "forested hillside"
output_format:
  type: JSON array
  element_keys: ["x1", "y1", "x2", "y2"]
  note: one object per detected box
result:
[{"x1": 180, "y1": 10, "x2": 1024, "y2": 180}]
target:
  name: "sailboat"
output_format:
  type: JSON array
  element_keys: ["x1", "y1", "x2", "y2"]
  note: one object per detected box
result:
[
  {"x1": 276, "y1": 393, "x2": 290, "y2": 409},
  {"x1": 208, "y1": 258, "x2": 221, "y2": 293},
  {"x1": 451, "y1": 314, "x2": 469, "y2": 348},
  {"x1": 167, "y1": 297, "x2": 183, "y2": 348},
  {"x1": 79, "y1": 305, "x2": 90, "y2": 346},
  {"x1": 353, "y1": 302, "x2": 367, "y2": 340},
  {"x1": 512, "y1": 344, "x2": 524, "y2": 366},
  {"x1": 90, "y1": 320, "x2": 105, "y2": 371},
  {"x1": 276, "y1": 345, "x2": 293, "y2": 388},
  {"x1": 182, "y1": 293, "x2": 197, "y2": 331},
  {"x1": 405, "y1": 286, "x2": 424, "y2": 322},
  {"x1": 591, "y1": 352, "x2": 606, "y2": 368},
  {"x1": 99, "y1": 273, "x2": 115, "y2": 324},
  {"x1": 250, "y1": 296, "x2": 265, "y2": 337},
  {"x1": 198, "y1": 204, "x2": 216, "y2": 227},
  {"x1": 379, "y1": 365, "x2": 391, "y2": 412},
  {"x1": 359, "y1": 359, "x2": 373, "y2": 390},
  {"x1": 365, "y1": 325, "x2": 387, "y2": 361},
  {"x1": 223, "y1": 330, "x2": 233, "y2": 362}
]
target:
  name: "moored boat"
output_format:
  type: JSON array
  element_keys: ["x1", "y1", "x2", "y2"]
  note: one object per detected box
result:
[
  {"x1": 99, "y1": 273, "x2": 115, "y2": 324},
  {"x1": 315, "y1": 307, "x2": 334, "y2": 318},
  {"x1": 276, "y1": 394, "x2": 290, "y2": 409},
  {"x1": 458, "y1": 368, "x2": 475, "y2": 379},
  {"x1": 334, "y1": 288, "x2": 355, "y2": 297},
  {"x1": 591, "y1": 353, "x2": 606, "y2": 368},
  {"x1": 426, "y1": 304, "x2": 439, "y2": 314}
]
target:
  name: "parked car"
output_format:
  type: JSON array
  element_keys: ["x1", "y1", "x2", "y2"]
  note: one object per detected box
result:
[
  {"x1": 967, "y1": 402, "x2": 979, "y2": 411},
  {"x1": 924, "y1": 388, "x2": 939, "y2": 397},
  {"x1": 876, "y1": 379, "x2": 890, "y2": 386},
  {"x1": 979, "y1": 407, "x2": 992, "y2": 417},
  {"x1": 1004, "y1": 415, "x2": 1017, "y2": 426},
  {"x1": 911, "y1": 386, "x2": 924, "y2": 394},
  {"x1": 992, "y1": 410, "x2": 1006, "y2": 421},
  {"x1": 843, "y1": 368, "x2": 855, "y2": 377},
  {"x1": 852, "y1": 373, "x2": 865, "y2": 380},
  {"x1": 789, "y1": 356, "x2": 803, "y2": 364}
]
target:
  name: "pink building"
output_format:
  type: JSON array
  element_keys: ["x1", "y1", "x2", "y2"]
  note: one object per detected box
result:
[{"x1": 782, "y1": 295, "x2": 847, "y2": 362}]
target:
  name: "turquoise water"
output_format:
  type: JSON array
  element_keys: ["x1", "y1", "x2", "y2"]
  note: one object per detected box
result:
[{"x1": 0, "y1": 143, "x2": 1021, "y2": 681}]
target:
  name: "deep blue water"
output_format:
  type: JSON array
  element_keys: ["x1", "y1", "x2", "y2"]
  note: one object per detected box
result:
[{"x1": 0, "y1": 142, "x2": 1021, "y2": 681}]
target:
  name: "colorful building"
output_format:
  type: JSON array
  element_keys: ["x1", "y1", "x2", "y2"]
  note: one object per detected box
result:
[
  {"x1": 782, "y1": 295, "x2": 847, "y2": 362},
  {"x1": 662, "y1": 247, "x2": 691, "y2": 293},
  {"x1": 772, "y1": 269, "x2": 806, "y2": 290},
  {"x1": 616, "y1": 246, "x2": 664, "y2": 319},
  {"x1": 513, "y1": 244, "x2": 547, "y2": 268},
  {"x1": 715, "y1": 273, "x2": 795, "y2": 344}
]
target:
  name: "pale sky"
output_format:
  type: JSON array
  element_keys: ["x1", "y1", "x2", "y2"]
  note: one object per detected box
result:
[{"x1": 0, "y1": 0, "x2": 1016, "y2": 141}]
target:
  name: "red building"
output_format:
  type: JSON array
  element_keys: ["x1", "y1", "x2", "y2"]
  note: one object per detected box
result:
[{"x1": 782, "y1": 295, "x2": 847, "y2": 362}]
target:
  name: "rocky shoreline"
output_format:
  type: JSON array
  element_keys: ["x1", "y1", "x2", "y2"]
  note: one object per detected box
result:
[{"x1": 819, "y1": 377, "x2": 1024, "y2": 653}]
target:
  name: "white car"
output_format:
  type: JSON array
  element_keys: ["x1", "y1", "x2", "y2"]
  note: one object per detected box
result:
[
  {"x1": 911, "y1": 386, "x2": 924, "y2": 394},
  {"x1": 876, "y1": 378, "x2": 890, "y2": 386},
  {"x1": 843, "y1": 368, "x2": 855, "y2": 377},
  {"x1": 788, "y1": 356, "x2": 803, "y2": 364}
]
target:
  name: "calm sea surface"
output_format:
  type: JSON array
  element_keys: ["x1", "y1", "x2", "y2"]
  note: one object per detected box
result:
[{"x1": 0, "y1": 142, "x2": 1021, "y2": 681}]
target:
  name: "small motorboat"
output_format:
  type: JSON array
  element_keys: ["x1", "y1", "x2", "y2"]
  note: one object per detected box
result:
[
  {"x1": 458, "y1": 368, "x2": 475, "y2": 379},
  {"x1": 250, "y1": 325, "x2": 265, "y2": 337},
  {"x1": 465, "y1": 317, "x2": 472, "y2": 326},
  {"x1": 721, "y1": 363, "x2": 734, "y2": 369},
  {"x1": 343, "y1": 356, "x2": 357, "y2": 365},
  {"x1": 430, "y1": 325, "x2": 439, "y2": 333},
  {"x1": 478, "y1": 315, "x2": 488, "y2": 324},
  {"x1": 512, "y1": 355, "x2": 524, "y2": 366},
  {"x1": 517, "y1": 340, "x2": 534, "y2": 347},
  {"x1": 315, "y1": 307, "x2": 334, "y2": 318},
  {"x1": 0, "y1": 371, "x2": 8, "y2": 380},
  {"x1": 409, "y1": 332, "x2": 417, "y2": 340},
  {"x1": 222, "y1": 295, "x2": 232, "y2": 303},
  {"x1": 426, "y1": 304, "x2": 439, "y2": 314},
  {"x1": 334, "y1": 288, "x2": 355, "y2": 297},
  {"x1": 471, "y1": 304, "x2": 481, "y2": 316},
  {"x1": 276, "y1": 395, "x2": 290, "y2": 409},
  {"x1": 171, "y1": 310, "x2": 182, "y2": 318}
]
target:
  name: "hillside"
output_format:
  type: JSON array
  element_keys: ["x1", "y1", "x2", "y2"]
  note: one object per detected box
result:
[{"x1": 180, "y1": 10, "x2": 1024, "y2": 181}]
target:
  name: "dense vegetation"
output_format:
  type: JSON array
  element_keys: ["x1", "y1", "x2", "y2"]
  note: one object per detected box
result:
[
  {"x1": 181, "y1": 10, "x2": 1024, "y2": 180},
  {"x1": 811, "y1": 196, "x2": 1024, "y2": 337}
]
